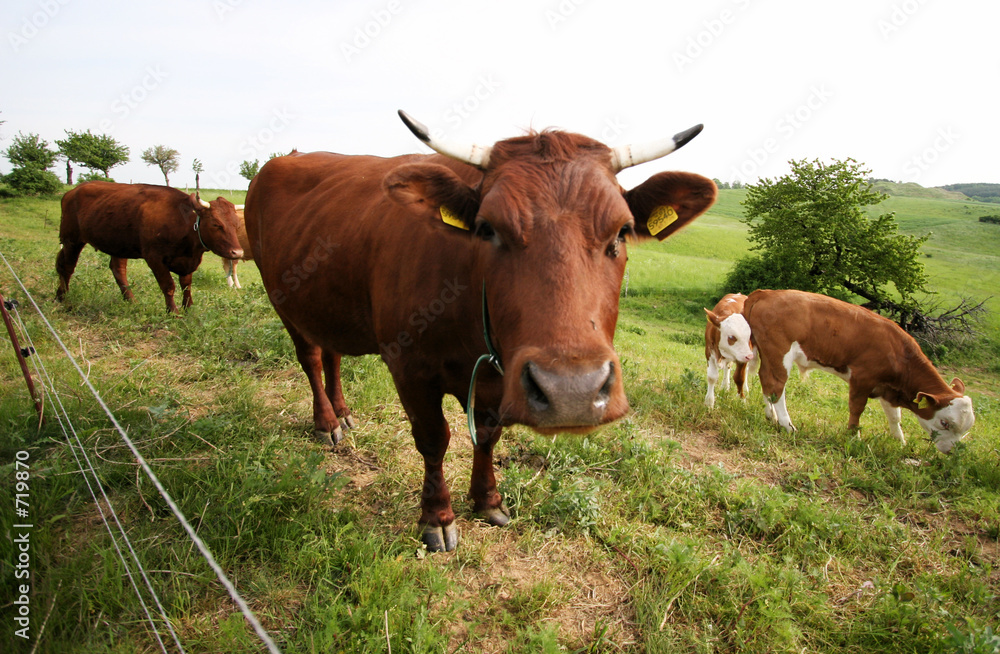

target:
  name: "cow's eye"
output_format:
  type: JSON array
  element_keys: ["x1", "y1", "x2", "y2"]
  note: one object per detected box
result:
[
  {"x1": 617, "y1": 224, "x2": 633, "y2": 241},
  {"x1": 939, "y1": 419, "x2": 951, "y2": 430},
  {"x1": 728, "y1": 336, "x2": 737, "y2": 345},
  {"x1": 474, "y1": 221, "x2": 496, "y2": 242}
]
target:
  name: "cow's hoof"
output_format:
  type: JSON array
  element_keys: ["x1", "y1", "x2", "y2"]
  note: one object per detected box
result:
[
  {"x1": 313, "y1": 427, "x2": 343, "y2": 448},
  {"x1": 480, "y1": 504, "x2": 510, "y2": 527},
  {"x1": 422, "y1": 523, "x2": 459, "y2": 552},
  {"x1": 340, "y1": 414, "x2": 357, "y2": 430}
]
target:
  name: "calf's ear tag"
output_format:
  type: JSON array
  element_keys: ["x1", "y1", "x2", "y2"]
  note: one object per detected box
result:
[
  {"x1": 647, "y1": 205, "x2": 679, "y2": 236},
  {"x1": 440, "y1": 205, "x2": 468, "y2": 230},
  {"x1": 915, "y1": 396, "x2": 932, "y2": 410}
]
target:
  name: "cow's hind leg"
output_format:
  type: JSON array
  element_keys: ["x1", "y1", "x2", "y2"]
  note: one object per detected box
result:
[
  {"x1": 321, "y1": 350, "x2": 356, "y2": 431},
  {"x1": 109, "y1": 257, "x2": 135, "y2": 302},
  {"x1": 55, "y1": 242, "x2": 86, "y2": 301},
  {"x1": 395, "y1": 380, "x2": 457, "y2": 552}
]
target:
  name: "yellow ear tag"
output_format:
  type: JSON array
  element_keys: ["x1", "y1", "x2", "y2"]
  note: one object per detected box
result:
[
  {"x1": 647, "y1": 205, "x2": 679, "y2": 236},
  {"x1": 915, "y1": 396, "x2": 932, "y2": 410},
  {"x1": 440, "y1": 205, "x2": 468, "y2": 231}
]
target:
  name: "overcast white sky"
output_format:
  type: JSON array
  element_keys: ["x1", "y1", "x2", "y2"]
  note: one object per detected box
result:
[{"x1": 2, "y1": 0, "x2": 997, "y2": 191}]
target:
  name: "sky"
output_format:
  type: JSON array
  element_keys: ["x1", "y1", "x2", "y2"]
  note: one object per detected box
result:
[{"x1": 2, "y1": 0, "x2": 997, "y2": 192}]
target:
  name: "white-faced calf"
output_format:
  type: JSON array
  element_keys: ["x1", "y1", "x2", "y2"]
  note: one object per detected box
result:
[{"x1": 704, "y1": 293, "x2": 754, "y2": 408}]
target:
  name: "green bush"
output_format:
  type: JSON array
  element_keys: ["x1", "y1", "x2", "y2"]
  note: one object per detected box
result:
[
  {"x1": 2, "y1": 167, "x2": 64, "y2": 196},
  {"x1": 722, "y1": 253, "x2": 815, "y2": 295},
  {"x1": 77, "y1": 171, "x2": 114, "y2": 183},
  {"x1": 979, "y1": 215, "x2": 1000, "y2": 225}
]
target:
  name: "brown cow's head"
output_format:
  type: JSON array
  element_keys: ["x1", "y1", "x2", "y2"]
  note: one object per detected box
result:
[
  {"x1": 190, "y1": 194, "x2": 245, "y2": 260},
  {"x1": 385, "y1": 112, "x2": 716, "y2": 433}
]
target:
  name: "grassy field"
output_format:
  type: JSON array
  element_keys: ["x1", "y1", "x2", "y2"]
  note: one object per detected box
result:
[{"x1": 1, "y1": 188, "x2": 998, "y2": 653}]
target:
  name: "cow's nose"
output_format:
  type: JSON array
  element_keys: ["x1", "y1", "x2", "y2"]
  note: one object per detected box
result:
[
  {"x1": 230, "y1": 248, "x2": 245, "y2": 259},
  {"x1": 521, "y1": 360, "x2": 615, "y2": 427}
]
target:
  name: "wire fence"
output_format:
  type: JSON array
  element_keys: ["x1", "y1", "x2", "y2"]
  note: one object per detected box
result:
[{"x1": 1, "y1": 248, "x2": 282, "y2": 654}]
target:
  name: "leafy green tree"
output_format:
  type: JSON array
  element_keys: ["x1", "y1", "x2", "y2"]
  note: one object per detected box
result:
[
  {"x1": 6, "y1": 132, "x2": 58, "y2": 170},
  {"x1": 192, "y1": 158, "x2": 204, "y2": 192},
  {"x1": 239, "y1": 159, "x2": 259, "y2": 182},
  {"x1": 142, "y1": 144, "x2": 180, "y2": 186},
  {"x1": 725, "y1": 158, "x2": 930, "y2": 320},
  {"x1": 3, "y1": 132, "x2": 62, "y2": 195},
  {"x1": 56, "y1": 129, "x2": 130, "y2": 180}
]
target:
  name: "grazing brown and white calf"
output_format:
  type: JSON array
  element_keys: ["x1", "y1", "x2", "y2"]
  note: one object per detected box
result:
[
  {"x1": 742, "y1": 289, "x2": 974, "y2": 453},
  {"x1": 222, "y1": 208, "x2": 252, "y2": 288},
  {"x1": 703, "y1": 293, "x2": 753, "y2": 408}
]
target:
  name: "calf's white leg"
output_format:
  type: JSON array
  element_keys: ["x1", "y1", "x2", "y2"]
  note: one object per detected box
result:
[{"x1": 880, "y1": 398, "x2": 906, "y2": 444}]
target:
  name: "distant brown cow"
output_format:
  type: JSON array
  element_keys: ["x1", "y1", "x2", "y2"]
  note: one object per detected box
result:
[
  {"x1": 56, "y1": 182, "x2": 244, "y2": 313},
  {"x1": 246, "y1": 111, "x2": 716, "y2": 551},
  {"x1": 743, "y1": 289, "x2": 975, "y2": 452},
  {"x1": 222, "y1": 208, "x2": 252, "y2": 289}
]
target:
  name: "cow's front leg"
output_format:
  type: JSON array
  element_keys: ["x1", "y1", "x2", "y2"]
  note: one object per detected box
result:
[
  {"x1": 705, "y1": 357, "x2": 720, "y2": 408},
  {"x1": 145, "y1": 259, "x2": 179, "y2": 313},
  {"x1": 179, "y1": 273, "x2": 194, "y2": 308},
  {"x1": 470, "y1": 407, "x2": 509, "y2": 527},
  {"x1": 771, "y1": 390, "x2": 796, "y2": 432},
  {"x1": 397, "y1": 382, "x2": 456, "y2": 552},
  {"x1": 719, "y1": 358, "x2": 732, "y2": 391},
  {"x1": 282, "y1": 325, "x2": 342, "y2": 446},
  {"x1": 879, "y1": 398, "x2": 906, "y2": 444},
  {"x1": 322, "y1": 350, "x2": 357, "y2": 432}
]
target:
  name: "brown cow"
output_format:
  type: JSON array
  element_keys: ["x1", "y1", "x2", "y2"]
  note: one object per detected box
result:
[
  {"x1": 56, "y1": 182, "x2": 244, "y2": 313},
  {"x1": 221, "y1": 208, "x2": 253, "y2": 289},
  {"x1": 703, "y1": 293, "x2": 754, "y2": 408},
  {"x1": 742, "y1": 289, "x2": 975, "y2": 453},
  {"x1": 245, "y1": 110, "x2": 716, "y2": 551}
]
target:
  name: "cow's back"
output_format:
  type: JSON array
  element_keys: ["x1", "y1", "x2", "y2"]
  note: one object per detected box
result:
[
  {"x1": 744, "y1": 289, "x2": 913, "y2": 372},
  {"x1": 60, "y1": 182, "x2": 176, "y2": 260},
  {"x1": 245, "y1": 151, "x2": 481, "y2": 359}
]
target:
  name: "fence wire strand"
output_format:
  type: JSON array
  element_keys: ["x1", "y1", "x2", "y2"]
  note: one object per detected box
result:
[{"x1": 1, "y1": 249, "x2": 282, "y2": 654}]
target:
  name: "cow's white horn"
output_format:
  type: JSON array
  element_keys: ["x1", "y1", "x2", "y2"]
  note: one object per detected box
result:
[
  {"x1": 398, "y1": 110, "x2": 492, "y2": 170},
  {"x1": 199, "y1": 199, "x2": 211, "y2": 208},
  {"x1": 234, "y1": 204, "x2": 245, "y2": 210},
  {"x1": 610, "y1": 124, "x2": 704, "y2": 172}
]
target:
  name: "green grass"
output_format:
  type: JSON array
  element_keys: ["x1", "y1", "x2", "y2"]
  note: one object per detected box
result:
[{"x1": 1, "y1": 190, "x2": 998, "y2": 652}]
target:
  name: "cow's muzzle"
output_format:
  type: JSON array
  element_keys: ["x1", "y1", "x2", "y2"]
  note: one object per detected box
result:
[{"x1": 519, "y1": 359, "x2": 620, "y2": 430}]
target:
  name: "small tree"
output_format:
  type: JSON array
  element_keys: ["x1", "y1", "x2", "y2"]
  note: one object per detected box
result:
[
  {"x1": 142, "y1": 145, "x2": 180, "y2": 186},
  {"x1": 3, "y1": 132, "x2": 62, "y2": 195},
  {"x1": 725, "y1": 158, "x2": 985, "y2": 346},
  {"x1": 56, "y1": 129, "x2": 130, "y2": 180},
  {"x1": 6, "y1": 132, "x2": 58, "y2": 170},
  {"x1": 239, "y1": 159, "x2": 259, "y2": 182},
  {"x1": 192, "y1": 158, "x2": 203, "y2": 193}
]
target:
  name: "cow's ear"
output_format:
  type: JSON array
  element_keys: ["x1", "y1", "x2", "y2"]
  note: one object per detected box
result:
[
  {"x1": 704, "y1": 308, "x2": 723, "y2": 327},
  {"x1": 624, "y1": 172, "x2": 717, "y2": 241},
  {"x1": 950, "y1": 377, "x2": 966, "y2": 395},
  {"x1": 914, "y1": 391, "x2": 942, "y2": 411},
  {"x1": 384, "y1": 163, "x2": 480, "y2": 231}
]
